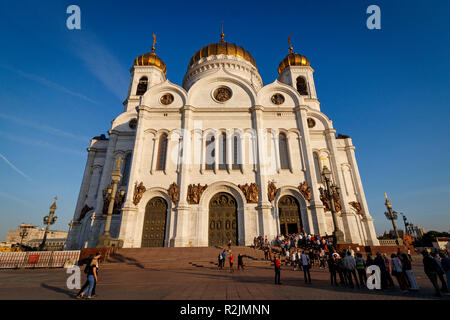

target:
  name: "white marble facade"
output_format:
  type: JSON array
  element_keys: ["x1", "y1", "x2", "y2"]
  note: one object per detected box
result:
[{"x1": 65, "y1": 38, "x2": 379, "y2": 249}]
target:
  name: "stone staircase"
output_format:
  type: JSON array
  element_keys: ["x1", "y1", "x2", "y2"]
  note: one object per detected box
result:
[{"x1": 100, "y1": 246, "x2": 269, "y2": 270}]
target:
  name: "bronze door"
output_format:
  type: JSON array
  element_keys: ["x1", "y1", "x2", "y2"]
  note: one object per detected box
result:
[
  {"x1": 208, "y1": 192, "x2": 238, "y2": 247},
  {"x1": 278, "y1": 195, "x2": 302, "y2": 235},
  {"x1": 141, "y1": 197, "x2": 167, "y2": 247}
]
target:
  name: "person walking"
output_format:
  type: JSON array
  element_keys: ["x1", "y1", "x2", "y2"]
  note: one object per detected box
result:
[
  {"x1": 422, "y1": 250, "x2": 443, "y2": 297},
  {"x1": 391, "y1": 254, "x2": 408, "y2": 293},
  {"x1": 264, "y1": 247, "x2": 269, "y2": 261},
  {"x1": 228, "y1": 251, "x2": 234, "y2": 273},
  {"x1": 301, "y1": 250, "x2": 311, "y2": 284},
  {"x1": 336, "y1": 253, "x2": 347, "y2": 287},
  {"x1": 274, "y1": 255, "x2": 281, "y2": 285},
  {"x1": 440, "y1": 253, "x2": 450, "y2": 294},
  {"x1": 319, "y1": 249, "x2": 326, "y2": 269},
  {"x1": 401, "y1": 253, "x2": 419, "y2": 291},
  {"x1": 291, "y1": 250, "x2": 297, "y2": 271},
  {"x1": 227, "y1": 239, "x2": 232, "y2": 251},
  {"x1": 237, "y1": 253, "x2": 245, "y2": 271},
  {"x1": 382, "y1": 253, "x2": 395, "y2": 288},
  {"x1": 432, "y1": 252, "x2": 449, "y2": 293},
  {"x1": 328, "y1": 253, "x2": 338, "y2": 286},
  {"x1": 355, "y1": 253, "x2": 367, "y2": 288},
  {"x1": 77, "y1": 252, "x2": 101, "y2": 299},
  {"x1": 218, "y1": 251, "x2": 224, "y2": 269},
  {"x1": 343, "y1": 251, "x2": 359, "y2": 289}
]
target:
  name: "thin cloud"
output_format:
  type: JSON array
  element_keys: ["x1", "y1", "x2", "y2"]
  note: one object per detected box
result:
[
  {"x1": 0, "y1": 64, "x2": 101, "y2": 105},
  {"x1": 0, "y1": 112, "x2": 88, "y2": 142},
  {"x1": 0, "y1": 152, "x2": 32, "y2": 181},
  {"x1": 71, "y1": 35, "x2": 128, "y2": 101},
  {"x1": 0, "y1": 131, "x2": 84, "y2": 156},
  {"x1": 0, "y1": 191, "x2": 31, "y2": 206}
]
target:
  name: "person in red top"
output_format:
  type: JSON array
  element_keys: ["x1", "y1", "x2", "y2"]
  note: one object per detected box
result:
[
  {"x1": 229, "y1": 251, "x2": 234, "y2": 273},
  {"x1": 274, "y1": 255, "x2": 281, "y2": 284}
]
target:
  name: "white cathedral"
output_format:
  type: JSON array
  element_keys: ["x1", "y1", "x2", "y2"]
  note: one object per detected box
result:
[{"x1": 66, "y1": 33, "x2": 379, "y2": 249}]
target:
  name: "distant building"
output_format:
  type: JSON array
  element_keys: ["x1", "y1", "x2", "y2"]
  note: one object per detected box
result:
[
  {"x1": 5, "y1": 223, "x2": 67, "y2": 250},
  {"x1": 432, "y1": 237, "x2": 450, "y2": 251}
]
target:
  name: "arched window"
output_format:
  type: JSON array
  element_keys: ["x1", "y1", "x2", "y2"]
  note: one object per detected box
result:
[
  {"x1": 136, "y1": 76, "x2": 148, "y2": 95},
  {"x1": 232, "y1": 135, "x2": 241, "y2": 170},
  {"x1": 313, "y1": 152, "x2": 322, "y2": 183},
  {"x1": 218, "y1": 132, "x2": 227, "y2": 170},
  {"x1": 279, "y1": 133, "x2": 290, "y2": 169},
  {"x1": 296, "y1": 76, "x2": 308, "y2": 96},
  {"x1": 121, "y1": 153, "x2": 132, "y2": 186},
  {"x1": 205, "y1": 135, "x2": 215, "y2": 170},
  {"x1": 156, "y1": 133, "x2": 168, "y2": 171}
]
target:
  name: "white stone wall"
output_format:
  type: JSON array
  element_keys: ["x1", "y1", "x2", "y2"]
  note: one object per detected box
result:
[{"x1": 66, "y1": 53, "x2": 379, "y2": 249}]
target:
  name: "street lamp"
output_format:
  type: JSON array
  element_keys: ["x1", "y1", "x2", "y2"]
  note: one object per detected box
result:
[
  {"x1": 97, "y1": 157, "x2": 125, "y2": 248},
  {"x1": 39, "y1": 197, "x2": 58, "y2": 251},
  {"x1": 19, "y1": 228, "x2": 28, "y2": 247},
  {"x1": 384, "y1": 193, "x2": 401, "y2": 246},
  {"x1": 319, "y1": 165, "x2": 345, "y2": 245}
]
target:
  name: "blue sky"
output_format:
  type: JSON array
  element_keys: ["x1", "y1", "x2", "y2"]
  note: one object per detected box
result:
[{"x1": 0, "y1": 0, "x2": 449, "y2": 241}]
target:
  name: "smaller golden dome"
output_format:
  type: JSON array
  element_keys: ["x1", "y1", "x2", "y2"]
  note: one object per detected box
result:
[
  {"x1": 133, "y1": 52, "x2": 167, "y2": 75},
  {"x1": 133, "y1": 34, "x2": 167, "y2": 75},
  {"x1": 278, "y1": 35, "x2": 310, "y2": 75},
  {"x1": 278, "y1": 52, "x2": 310, "y2": 75}
]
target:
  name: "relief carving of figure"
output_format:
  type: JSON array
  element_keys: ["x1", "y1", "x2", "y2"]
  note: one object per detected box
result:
[
  {"x1": 187, "y1": 184, "x2": 208, "y2": 204},
  {"x1": 349, "y1": 201, "x2": 363, "y2": 215},
  {"x1": 133, "y1": 182, "x2": 146, "y2": 205},
  {"x1": 298, "y1": 181, "x2": 312, "y2": 201},
  {"x1": 102, "y1": 186, "x2": 126, "y2": 215},
  {"x1": 168, "y1": 182, "x2": 179, "y2": 204},
  {"x1": 320, "y1": 193, "x2": 331, "y2": 212},
  {"x1": 332, "y1": 192, "x2": 342, "y2": 213},
  {"x1": 267, "y1": 181, "x2": 277, "y2": 202},
  {"x1": 239, "y1": 183, "x2": 259, "y2": 203}
]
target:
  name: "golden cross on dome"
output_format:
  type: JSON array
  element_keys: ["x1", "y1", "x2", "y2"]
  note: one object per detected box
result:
[
  {"x1": 116, "y1": 156, "x2": 123, "y2": 170},
  {"x1": 220, "y1": 22, "x2": 225, "y2": 42},
  {"x1": 151, "y1": 34, "x2": 157, "y2": 53},
  {"x1": 288, "y1": 35, "x2": 293, "y2": 54}
]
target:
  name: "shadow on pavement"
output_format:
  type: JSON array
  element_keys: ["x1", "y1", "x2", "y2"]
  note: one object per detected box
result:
[{"x1": 41, "y1": 283, "x2": 76, "y2": 299}]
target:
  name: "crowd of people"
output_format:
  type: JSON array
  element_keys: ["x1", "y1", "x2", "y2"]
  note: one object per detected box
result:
[{"x1": 262, "y1": 232, "x2": 450, "y2": 297}]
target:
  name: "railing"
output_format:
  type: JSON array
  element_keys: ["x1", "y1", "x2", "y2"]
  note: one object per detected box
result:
[
  {"x1": 378, "y1": 239, "x2": 404, "y2": 246},
  {"x1": 0, "y1": 250, "x2": 80, "y2": 269}
]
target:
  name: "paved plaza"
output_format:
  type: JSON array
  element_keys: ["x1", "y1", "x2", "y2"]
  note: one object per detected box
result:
[{"x1": 0, "y1": 254, "x2": 448, "y2": 300}]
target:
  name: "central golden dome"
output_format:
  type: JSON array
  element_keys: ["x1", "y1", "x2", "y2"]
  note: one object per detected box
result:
[{"x1": 188, "y1": 32, "x2": 257, "y2": 69}]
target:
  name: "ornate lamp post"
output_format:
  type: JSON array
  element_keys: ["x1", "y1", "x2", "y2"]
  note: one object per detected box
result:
[
  {"x1": 400, "y1": 212, "x2": 409, "y2": 236},
  {"x1": 19, "y1": 228, "x2": 29, "y2": 247},
  {"x1": 384, "y1": 193, "x2": 401, "y2": 246},
  {"x1": 319, "y1": 165, "x2": 345, "y2": 245},
  {"x1": 39, "y1": 197, "x2": 58, "y2": 251},
  {"x1": 97, "y1": 157, "x2": 124, "y2": 248}
]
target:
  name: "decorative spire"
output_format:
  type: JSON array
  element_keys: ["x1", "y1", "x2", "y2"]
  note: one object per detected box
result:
[
  {"x1": 151, "y1": 33, "x2": 157, "y2": 53},
  {"x1": 50, "y1": 196, "x2": 57, "y2": 210},
  {"x1": 384, "y1": 192, "x2": 388, "y2": 200},
  {"x1": 288, "y1": 35, "x2": 293, "y2": 54},
  {"x1": 220, "y1": 22, "x2": 225, "y2": 42}
]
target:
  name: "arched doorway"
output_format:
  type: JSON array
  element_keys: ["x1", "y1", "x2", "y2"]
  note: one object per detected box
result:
[
  {"x1": 141, "y1": 197, "x2": 167, "y2": 247},
  {"x1": 278, "y1": 195, "x2": 302, "y2": 236},
  {"x1": 208, "y1": 192, "x2": 238, "y2": 247}
]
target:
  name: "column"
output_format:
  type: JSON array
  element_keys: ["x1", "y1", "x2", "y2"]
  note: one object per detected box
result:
[
  {"x1": 345, "y1": 139, "x2": 379, "y2": 245},
  {"x1": 294, "y1": 106, "x2": 326, "y2": 235},
  {"x1": 251, "y1": 106, "x2": 274, "y2": 239},
  {"x1": 119, "y1": 106, "x2": 148, "y2": 247},
  {"x1": 325, "y1": 129, "x2": 361, "y2": 244},
  {"x1": 171, "y1": 105, "x2": 194, "y2": 247}
]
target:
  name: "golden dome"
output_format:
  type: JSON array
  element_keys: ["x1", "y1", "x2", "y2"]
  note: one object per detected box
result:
[
  {"x1": 188, "y1": 32, "x2": 257, "y2": 69},
  {"x1": 278, "y1": 35, "x2": 310, "y2": 75},
  {"x1": 133, "y1": 34, "x2": 167, "y2": 75},
  {"x1": 134, "y1": 52, "x2": 167, "y2": 75},
  {"x1": 278, "y1": 52, "x2": 310, "y2": 75}
]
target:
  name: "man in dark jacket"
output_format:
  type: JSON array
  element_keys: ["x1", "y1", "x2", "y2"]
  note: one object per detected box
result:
[
  {"x1": 374, "y1": 252, "x2": 388, "y2": 289},
  {"x1": 423, "y1": 251, "x2": 442, "y2": 297},
  {"x1": 328, "y1": 253, "x2": 338, "y2": 286}
]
